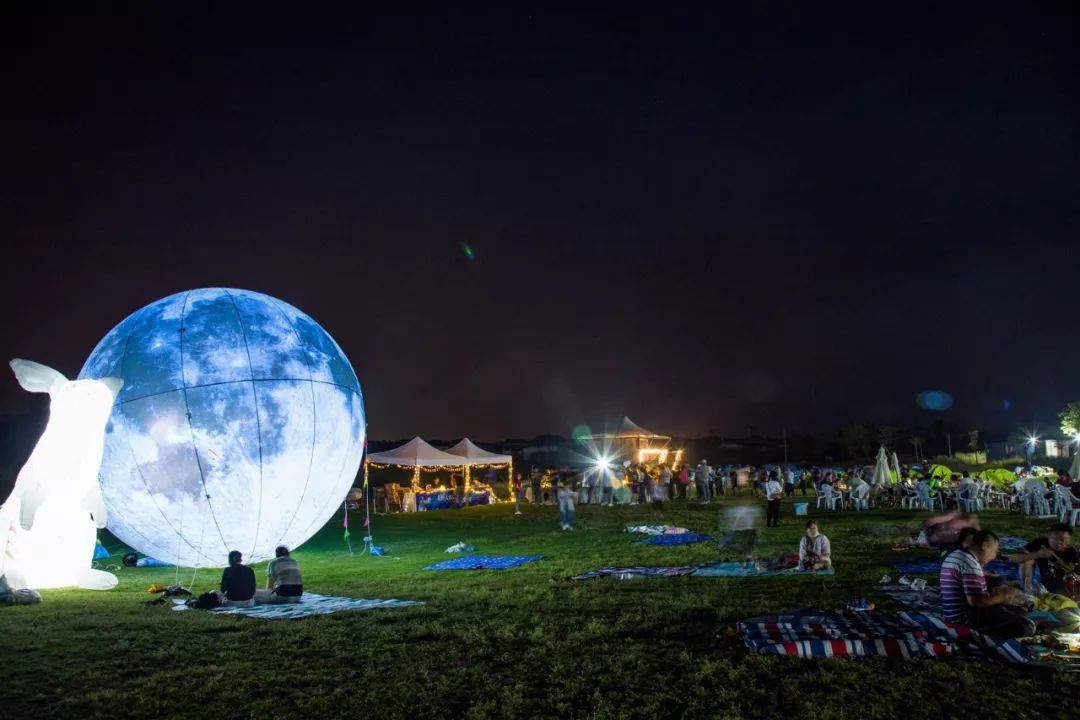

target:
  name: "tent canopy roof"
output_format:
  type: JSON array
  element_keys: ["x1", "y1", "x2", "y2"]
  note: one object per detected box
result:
[
  {"x1": 366, "y1": 437, "x2": 465, "y2": 467},
  {"x1": 580, "y1": 416, "x2": 671, "y2": 441},
  {"x1": 444, "y1": 438, "x2": 512, "y2": 465}
]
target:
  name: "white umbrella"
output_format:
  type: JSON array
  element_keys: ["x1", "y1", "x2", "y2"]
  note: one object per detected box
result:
[
  {"x1": 871, "y1": 446, "x2": 891, "y2": 486},
  {"x1": 891, "y1": 451, "x2": 902, "y2": 484}
]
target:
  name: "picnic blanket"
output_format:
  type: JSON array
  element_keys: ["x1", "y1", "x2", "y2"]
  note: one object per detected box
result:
[
  {"x1": 423, "y1": 555, "x2": 541, "y2": 571},
  {"x1": 998, "y1": 535, "x2": 1028, "y2": 552},
  {"x1": 641, "y1": 533, "x2": 712, "y2": 546},
  {"x1": 625, "y1": 525, "x2": 689, "y2": 535},
  {"x1": 171, "y1": 593, "x2": 422, "y2": 620},
  {"x1": 693, "y1": 562, "x2": 834, "y2": 577},
  {"x1": 875, "y1": 582, "x2": 942, "y2": 614},
  {"x1": 739, "y1": 609, "x2": 1030, "y2": 663},
  {"x1": 892, "y1": 558, "x2": 1014, "y2": 575},
  {"x1": 572, "y1": 565, "x2": 698, "y2": 581}
]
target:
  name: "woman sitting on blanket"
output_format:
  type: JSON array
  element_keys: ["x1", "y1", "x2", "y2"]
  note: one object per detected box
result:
[{"x1": 798, "y1": 521, "x2": 832, "y2": 571}]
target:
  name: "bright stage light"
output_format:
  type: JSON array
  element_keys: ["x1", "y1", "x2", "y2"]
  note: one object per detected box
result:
[
  {"x1": 0, "y1": 360, "x2": 121, "y2": 590},
  {"x1": 593, "y1": 455, "x2": 612, "y2": 471},
  {"x1": 79, "y1": 288, "x2": 366, "y2": 568}
]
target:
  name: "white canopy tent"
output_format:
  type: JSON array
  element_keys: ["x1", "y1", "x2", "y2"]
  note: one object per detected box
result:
[
  {"x1": 445, "y1": 438, "x2": 513, "y2": 492},
  {"x1": 365, "y1": 436, "x2": 467, "y2": 491}
]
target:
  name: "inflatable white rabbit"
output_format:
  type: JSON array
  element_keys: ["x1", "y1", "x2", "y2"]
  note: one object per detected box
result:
[{"x1": 0, "y1": 360, "x2": 122, "y2": 590}]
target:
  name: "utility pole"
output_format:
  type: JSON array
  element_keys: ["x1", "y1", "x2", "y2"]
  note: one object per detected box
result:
[
  {"x1": 783, "y1": 427, "x2": 788, "y2": 467},
  {"x1": 946, "y1": 433, "x2": 952, "y2": 458}
]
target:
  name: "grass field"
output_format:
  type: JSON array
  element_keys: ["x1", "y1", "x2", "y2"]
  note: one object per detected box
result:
[{"x1": 2, "y1": 495, "x2": 1077, "y2": 720}]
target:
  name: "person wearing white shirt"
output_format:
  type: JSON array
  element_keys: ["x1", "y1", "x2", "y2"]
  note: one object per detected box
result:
[
  {"x1": 784, "y1": 466, "x2": 796, "y2": 497},
  {"x1": 765, "y1": 472, "x2": 784, "y2": 527},
  {"x1": 798, "y1": 521, "x2": 832, "y2": 570}
]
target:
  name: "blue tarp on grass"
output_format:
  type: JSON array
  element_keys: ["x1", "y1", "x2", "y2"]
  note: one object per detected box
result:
[
  {"x1": 891, "y1": 558, "x2": 1014, "y2": 575},
  {"x1": 692, "y1": 562, "x2": 834, "y2": 577},
  {"x1": 423, "y1": 555, "x2": 542, "y2": 571},
  {"x1": 641, "y1": 533, "x2": 712, "y2": 546}
]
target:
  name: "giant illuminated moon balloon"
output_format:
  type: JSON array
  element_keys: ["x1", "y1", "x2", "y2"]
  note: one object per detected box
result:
[{"x1": 79, "y1": 288, "x2": 366, "y2": 567}]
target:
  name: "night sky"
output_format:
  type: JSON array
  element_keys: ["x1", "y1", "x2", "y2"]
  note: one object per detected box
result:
[{"x1": 2, "y1": 5, "x2": 1077, "y2": 440}]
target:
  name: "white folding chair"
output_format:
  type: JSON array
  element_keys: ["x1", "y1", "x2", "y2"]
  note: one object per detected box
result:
[
  {"x1": 1054, "y1": 486, "x2": 1080, "y2": 526},
  {"x1": 957, "y1": 484, "x2": 981, "y2": 512},
  {"x1": 1023, "y1": 490, "x2": 1051, "y2": 516}
]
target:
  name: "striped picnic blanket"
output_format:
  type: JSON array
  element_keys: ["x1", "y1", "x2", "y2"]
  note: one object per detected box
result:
[
  {"x1": 739, "y1": 609, "x2": 1030, "y2": 663},
  {"x1": 572, "y1": 565, "x2": 698, "y2": 581}
]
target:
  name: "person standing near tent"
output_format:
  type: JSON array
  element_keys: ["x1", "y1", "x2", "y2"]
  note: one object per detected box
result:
[
  {"x1": 556, "y1": 467, "x2": 579, "y2": 530},
  {"x1": 660, "y1": 464, "x2": 673, "y2": 500},
  {"x1": 255, "y1": 546, "x2": 304, "y2": 604},
  {"x1": 637, "y1": 464, "x2": 649, "y2": 504},
  {"x1": 541, "y1": 467, "x2": 555, "y2": 505},
  {"x1": 765, "y1": 472, "x2": 783, "y2": 528},
  {"x1": 677, "y1": 464, "x2": 690, "y2": 500},
  {"x1": 529, "y1": 465, "x2": 541, "y2": 505},
  {"x1": 696, "y1": 460, "x2": 712, "y2": 504},
  {"x1": 513, "y1": 471, "x2": 524, "y2": 515},
  {"x1": 600, "y1": 464, "x2": 614, "y2": 506},
  {"x1": 784, "y1": 465, "x2": 796, "y2": 497}
]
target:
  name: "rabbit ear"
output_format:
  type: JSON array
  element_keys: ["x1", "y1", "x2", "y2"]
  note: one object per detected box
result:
[
  {"x1": 99, "y1": 377, "x2": 123, "y2": 398},
  {"x1": 9, "y1": 359, "x2": 68, "y2": 395}
]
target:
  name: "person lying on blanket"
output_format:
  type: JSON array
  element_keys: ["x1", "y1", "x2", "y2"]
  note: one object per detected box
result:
[
  {"x1": 798, "y1": 521, "x2": 832, "y2": 571},
  {"x1": 1008, "y1": 523, "x2": 1079, "y2": 599},
  {"x1": 907, "y1": 511, "x2": 980, "y2": 549},
  {"x1": 940, "y1": 529, "x2": 1035, "y2": 638},
  {"x1": 255, "y1": 545, "x2": 304, "y2": 604}
]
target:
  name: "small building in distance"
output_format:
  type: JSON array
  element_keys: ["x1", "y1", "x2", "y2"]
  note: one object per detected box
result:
[{"x1": 578, "y1": 417, "x2": 684, "y2": 467}]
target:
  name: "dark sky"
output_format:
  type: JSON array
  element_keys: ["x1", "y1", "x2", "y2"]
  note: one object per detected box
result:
[{"x1": 2, "y1": 4, "x2": 1077, "y2": 440}]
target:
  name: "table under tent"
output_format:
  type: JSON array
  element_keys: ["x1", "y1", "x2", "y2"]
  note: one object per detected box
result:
[
  {"x1": 364, "y1": 437, "x2": 496, "y2": 512},
  {"x1": 444, "y1": 438, "x2": 512, "y2": 497}
]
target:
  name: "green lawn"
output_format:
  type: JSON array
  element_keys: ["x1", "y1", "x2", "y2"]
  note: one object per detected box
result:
[{"x1": 2, "y1": 496, "x2": 1077, "y2": 720}]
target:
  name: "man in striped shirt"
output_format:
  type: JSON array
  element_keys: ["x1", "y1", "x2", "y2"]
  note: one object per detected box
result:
[{"x1": 939, "y1": 529, "x2": 1034, "y2": 637}]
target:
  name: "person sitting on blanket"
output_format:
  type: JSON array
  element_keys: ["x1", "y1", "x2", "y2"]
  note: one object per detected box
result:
[
  {"x1": 255, "y1": 545, "x2": 304, "y2": 604},
  {"x1": 940, "y1": 529, "x2": 1035, "y2": 638},
  {"x1": 798, "y1": 521, "x2": 831, "y2": 571},
  {"x1": 1009, "y1": 523, "x2": 1079, "y2": 599},
  {"x1": 216, "y1": 550, "x2": 256, "y2": 607}
]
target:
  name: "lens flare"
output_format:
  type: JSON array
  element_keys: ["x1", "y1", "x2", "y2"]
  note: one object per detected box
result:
[{"x1": 916, "y1": 390, "x2": 953, "y2": 411}]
